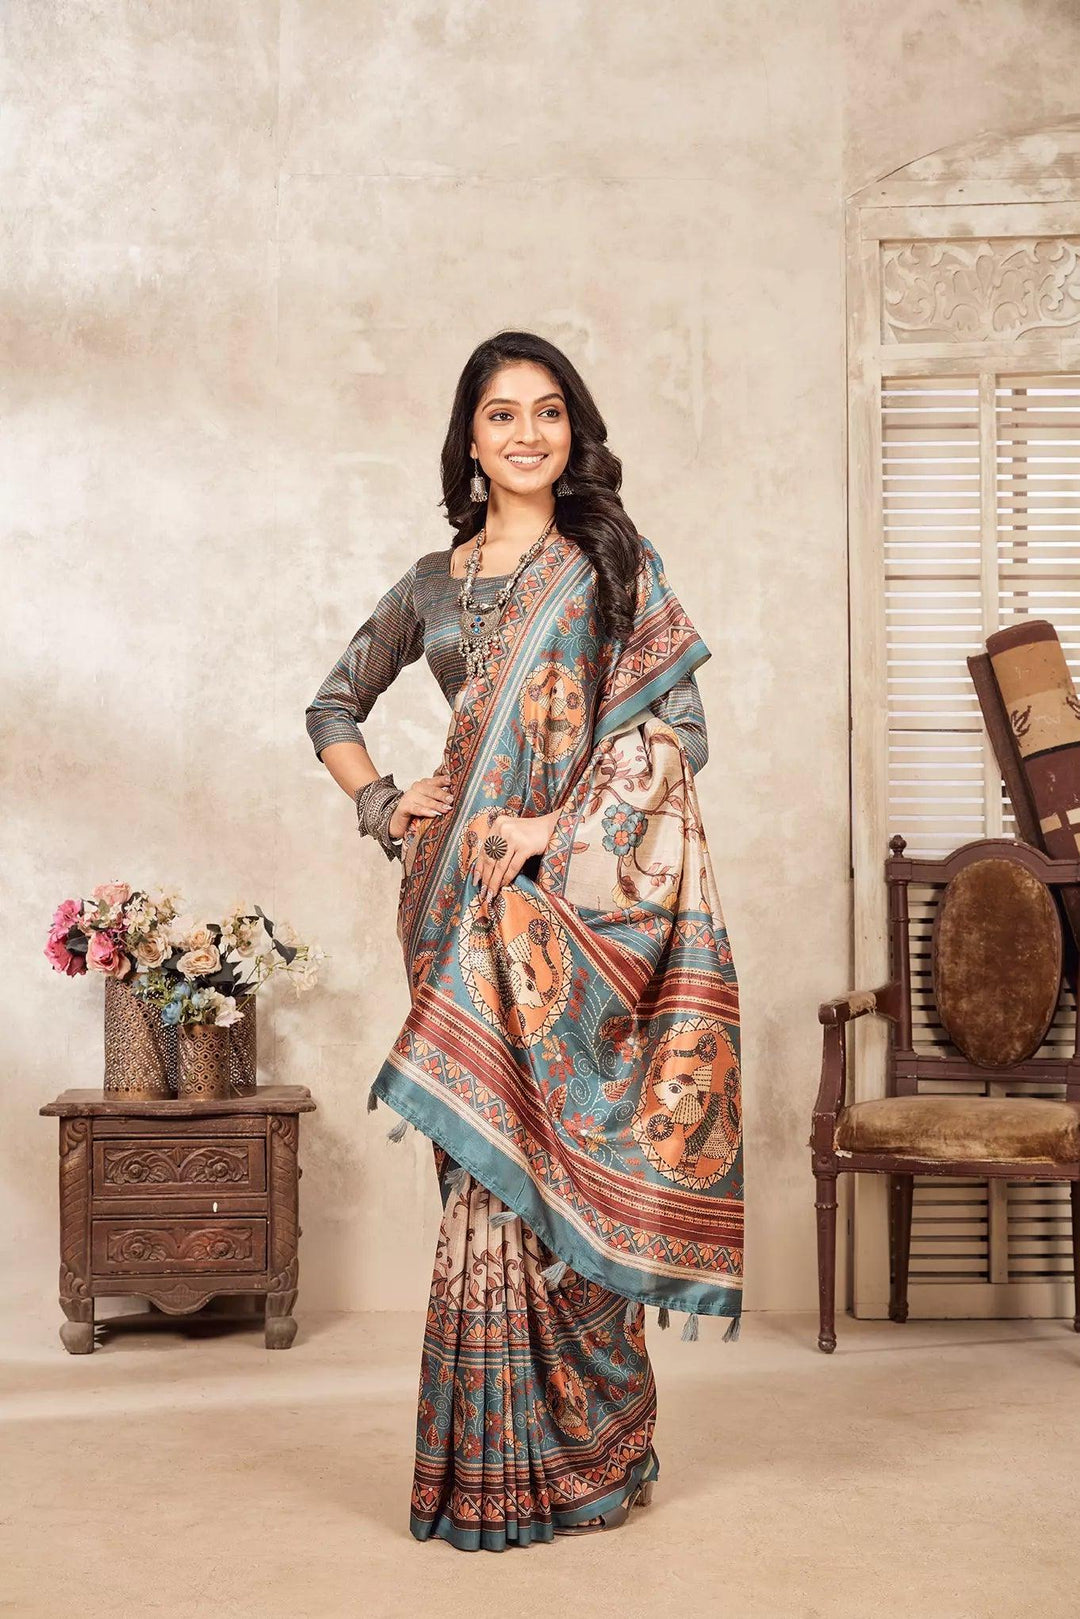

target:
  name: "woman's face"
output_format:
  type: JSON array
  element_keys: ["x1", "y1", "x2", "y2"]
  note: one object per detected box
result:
[{"x1": 470, "y1": 361, "x2": 572, "y2": 499}]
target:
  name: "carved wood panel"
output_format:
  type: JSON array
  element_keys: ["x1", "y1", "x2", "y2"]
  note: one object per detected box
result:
[
  {"x1": 58, "y1": 1117, "x2": 92, "y2": 1323},
  {"x1": 882, "y1": 238, "x2": 1080, "y2": 342},
  {"x1": 93, "y1": 1138, "x2": 266, "y2": 1197},
  {"x1": 91, "y1": 1217, "x2": 267, "y2": 1274},
  {"x1": 267, "y1": 1114, "x2": 300, "y2": 1310}
]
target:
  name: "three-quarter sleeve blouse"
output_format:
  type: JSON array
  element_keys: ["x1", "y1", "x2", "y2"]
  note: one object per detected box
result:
[{"x1": 305, "y1": 549, "x2": 709, "y2": 773}]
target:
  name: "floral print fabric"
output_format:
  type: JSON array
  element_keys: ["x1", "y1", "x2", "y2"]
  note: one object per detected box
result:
[{"x1": 411, "y1": 1158, "x2": 658, "y2": 1550}]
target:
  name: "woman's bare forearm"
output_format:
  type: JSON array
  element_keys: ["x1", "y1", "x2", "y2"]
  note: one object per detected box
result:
[{"x1": 317, "y1": 741, "x2": 383, "y2": 799}]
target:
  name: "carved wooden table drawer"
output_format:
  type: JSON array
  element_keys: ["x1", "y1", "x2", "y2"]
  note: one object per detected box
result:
[
  {"x1": 41, "y1": 1085, "x2": 315, "y2": 1354},
  {"x1": 92, "y1": 1216, "x2": 269, "y2": 1274},
  {"x1": 93, "y1": 1137, "x2": 267, "y2": 1201}
]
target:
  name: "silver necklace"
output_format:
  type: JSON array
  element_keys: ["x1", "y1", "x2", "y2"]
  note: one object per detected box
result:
[{"x1": 457, "y1": 515, "x2": 558, "y2": 679}]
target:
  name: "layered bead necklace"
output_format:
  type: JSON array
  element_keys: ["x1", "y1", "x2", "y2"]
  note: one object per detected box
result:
[{"x1": 457, "y1": 515, "x2": 558, "y2": 679}]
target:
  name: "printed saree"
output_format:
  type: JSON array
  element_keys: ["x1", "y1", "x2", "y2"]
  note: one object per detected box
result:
[{"x1": 370, "y1": 532, "x2": 743, "y2": 1549}]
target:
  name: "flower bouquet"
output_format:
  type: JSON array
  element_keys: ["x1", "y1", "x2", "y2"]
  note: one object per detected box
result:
[{"x1": 44, "y1": 882, "x2": 325, "y2": 1098}]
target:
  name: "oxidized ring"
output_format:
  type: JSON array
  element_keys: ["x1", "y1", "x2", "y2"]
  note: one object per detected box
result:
[{"x1": 483, "y1": 833, "x2": 509, "y2": 861}]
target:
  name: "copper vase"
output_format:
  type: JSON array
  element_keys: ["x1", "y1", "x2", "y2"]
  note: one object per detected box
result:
[
  {"x1": 177, "y1": 1022, "x2": 233, "y2": 1100},
  {"x1": 228, "y1": 994, "x2": 257, "y2": 1095},
  {"x1": 103, "y1": 977, "x2": 173, "y2": 1097}
]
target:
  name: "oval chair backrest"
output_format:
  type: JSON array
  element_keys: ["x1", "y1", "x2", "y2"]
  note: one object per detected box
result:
[{"x1": 930, "y1": 854, "x2": 1063, "y2": 1069}]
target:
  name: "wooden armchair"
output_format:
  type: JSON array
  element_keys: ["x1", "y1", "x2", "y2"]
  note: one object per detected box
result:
[{"x1": 811, "y1": 834, "x2": 1080, "y2": 1352}]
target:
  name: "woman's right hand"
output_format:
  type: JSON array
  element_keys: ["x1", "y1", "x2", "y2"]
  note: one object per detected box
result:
[{"x1": 388, "y1": 769, "x2": 453, "y2": 840}]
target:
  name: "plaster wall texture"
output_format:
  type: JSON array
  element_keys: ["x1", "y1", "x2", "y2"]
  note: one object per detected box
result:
[{"x1": 5, "y1": 1, "x2": 1080, "y2": 1313}]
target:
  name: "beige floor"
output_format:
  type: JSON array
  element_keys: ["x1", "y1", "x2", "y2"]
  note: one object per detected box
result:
[{"x1": 1, "y1": 1302, "x2": 1077, "y2": 1619}]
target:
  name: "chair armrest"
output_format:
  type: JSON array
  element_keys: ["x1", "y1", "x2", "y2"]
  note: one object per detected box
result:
[
  {"x1": 818, "y1": 982, "x2": 902, "y2": 1027},
  {"x1": 811, "y1": 984, "x2": 901, "y2": 1148}
]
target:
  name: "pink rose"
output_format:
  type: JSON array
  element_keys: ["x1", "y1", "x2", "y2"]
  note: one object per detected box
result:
[
  {"x1": 86, "y1": 930, "x2": 132, "y2": 979},
  {"x1": 49, "y1": 898, "x2": 83, "y2": 934},
  {"x1": 44, "y1": 931, "x2": 86, "y2": 976},
  {"x1": 92, "y1": 881, "x2": 131, "y2": 909}
]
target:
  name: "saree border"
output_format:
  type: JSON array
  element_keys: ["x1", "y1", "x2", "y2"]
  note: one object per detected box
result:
[
  {"x1": 596, "y1": 634, "x2": 712, "y2": 750},
  {"x1": 399, "y1": 535, "x2": 592, "y2": 959},
  {"x1": 409, "y1": 1443, "x2": 660, "y2": 1551},
  {"x1": 373, "y1": 1027, "x2": 743, "y2": 1320}
]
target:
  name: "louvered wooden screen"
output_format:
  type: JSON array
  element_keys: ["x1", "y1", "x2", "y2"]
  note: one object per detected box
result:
[
  {"x1": 846, "y1": 130, "x2": 1080, "y2": 1319},
  {"x1": 880, "y1": 375, "x2": 1080, "y2": 1299}
]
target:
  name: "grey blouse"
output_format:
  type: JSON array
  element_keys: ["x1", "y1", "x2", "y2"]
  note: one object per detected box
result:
[{"x1": 305, "y1": 548, "x2": 709, "y2": 774}]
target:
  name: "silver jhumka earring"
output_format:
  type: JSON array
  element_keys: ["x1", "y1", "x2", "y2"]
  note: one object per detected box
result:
[
  {"x1": 555, "y1": 469, "x2": 573, "y2": 496},
  {"x1": 469, "y1": 456, "x2": 488, "y2": 504}
]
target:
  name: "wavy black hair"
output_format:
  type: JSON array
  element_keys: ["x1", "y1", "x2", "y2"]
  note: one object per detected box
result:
[{"x1": 439, "y1": 330, "x2": 643, "y2": 644}]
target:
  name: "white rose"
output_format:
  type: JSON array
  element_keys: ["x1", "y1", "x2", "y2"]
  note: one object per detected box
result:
[
  {"x1": 177, "y1": 943, "x2": 221, "y2": 979},
  {"x1": 133, "y1": 933, "x2": 169, "y2": 969},
  {"x1": 169, "y1": 916, "x2": 214, "y2": 950}
]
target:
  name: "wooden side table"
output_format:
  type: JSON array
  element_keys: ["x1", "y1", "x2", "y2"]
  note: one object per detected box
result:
[{"x1": 39, "y1": 1085, "x2": 316, "y2": 1353}]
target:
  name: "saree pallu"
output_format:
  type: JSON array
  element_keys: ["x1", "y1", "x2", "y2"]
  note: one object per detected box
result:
[{"x1": 370, "y1": 533, "x2": 744, "y2": 1548}]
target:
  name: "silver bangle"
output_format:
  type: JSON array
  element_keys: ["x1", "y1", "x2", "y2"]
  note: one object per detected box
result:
[{"x1": 354, "y1": 774, "x2": 404, "y2": 861}]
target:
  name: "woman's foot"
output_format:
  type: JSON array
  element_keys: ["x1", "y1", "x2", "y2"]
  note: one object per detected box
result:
[{"x1": 554, "y1": 1479, "x2": 654, "y2": 1534}]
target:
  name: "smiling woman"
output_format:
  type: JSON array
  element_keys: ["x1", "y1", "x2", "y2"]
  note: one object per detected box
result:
[{"x1": 305, "y1": 329, "x2": 743, "y2": 1550}]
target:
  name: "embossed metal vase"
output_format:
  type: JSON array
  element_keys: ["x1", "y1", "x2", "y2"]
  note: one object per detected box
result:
[
  {"x1": 228, "y1": 995, "x2": 257, "y2": 1096},
  {"x1": 103, "y1": 977, "x2": 173, "y2": 1098},
  {"x1": 177, "y1": 1021, "x2": 233, "y2": 1099}
]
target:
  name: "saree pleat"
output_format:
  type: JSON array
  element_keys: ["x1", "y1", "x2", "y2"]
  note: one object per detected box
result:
[{"x1": 411, "y1": 1164, "x2": 658, "y2": 1550}]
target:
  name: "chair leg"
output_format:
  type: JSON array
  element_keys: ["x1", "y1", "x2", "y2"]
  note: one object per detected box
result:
[
  {"x1": 888, "y1": 1174, "x2": 913, "y2": 1323},
  {"x1": 814, "y1": 1170, "x2": 838, "y2": 1353},
  {"x1": 1071, "y1": 1181, "x2": 1080, "y2": 1333}
]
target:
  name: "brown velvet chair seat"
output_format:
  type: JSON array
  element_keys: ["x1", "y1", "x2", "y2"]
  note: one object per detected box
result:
[{"x1": 835, "y1": 1094, "x2": 1080, "y2": 1163}]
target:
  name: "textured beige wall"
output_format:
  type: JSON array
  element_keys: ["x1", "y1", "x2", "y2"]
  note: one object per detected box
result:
[{"x1": 5, "y1": 2, "x2": 1080, "y2": 1316}]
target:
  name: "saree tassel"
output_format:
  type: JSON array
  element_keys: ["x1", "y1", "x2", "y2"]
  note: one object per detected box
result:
[
  {"x1": 489, "y1": 1209, "x2": 518, "y2": 1228},
  {"x1": 657, "y1": 1306, "x2": 670, "y2": 1331},
  {"x1": 623, "y1": 1298, "x2": 639, "y2": 1329},
  {"x1": 386, "y1": 1117, "x2": 409, "y2": 1143},
  {"x1": 445, "y1": 1165, "x2": 470, "y2": 1198},
  {"x1": 541, "y1": 1258, "x2": 569, "y2": 1287},
  {"x1": 681, "y1": 1311, "x2": 700, "y2": 1343},
  {"x1": 723, "y1": 1314, "x2": 742, "y2": 1343},
  {"x1": 366, "y1": 1085, "x2": 379, "y2": 1114}
]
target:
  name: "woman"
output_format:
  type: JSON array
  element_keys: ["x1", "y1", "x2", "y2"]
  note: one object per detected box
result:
[{"x1": 306, "y1": 330, "x2": 743, "y2": 1551}]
